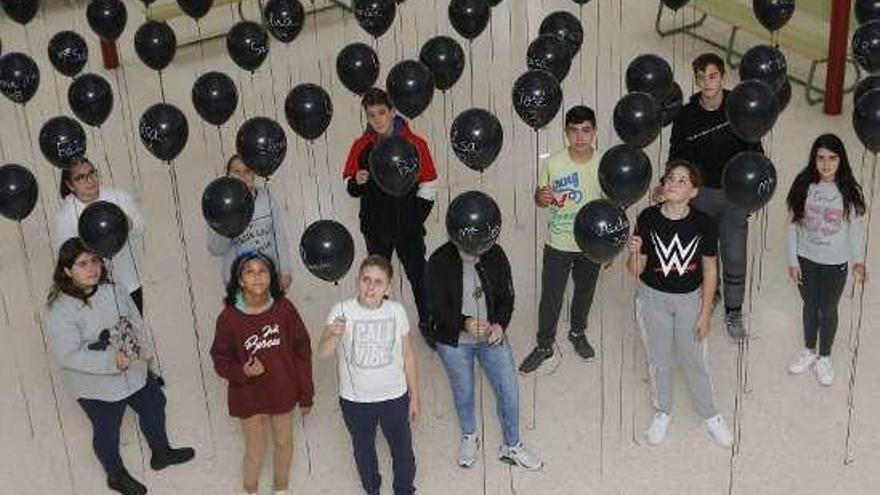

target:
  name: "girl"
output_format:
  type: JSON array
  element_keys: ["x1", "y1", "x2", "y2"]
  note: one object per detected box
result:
[
  {"x1": 210, "y1": 251, "x2": 314, "y2": 495},
  {"x1": 426, "y1": 240, "x2": 542, "y2": 470},
  {"x1": 207, "y1": 154, "x2": 293, "y2": 290},
  {"x1": 318, "y1": 255, "x2": 420, "y2": 495},
  {"x1": 786, "y1": 133, "x2": 867, "y2": 386},
  {"x1": 55, "y1": 158, "x2": 146, "y2": 314},
  {"x1": 47, "y1": 238, "x2": 193, "y2": 495},
  {"x1": 627, "y1": 160, "x2": 733, "y2": 447}
]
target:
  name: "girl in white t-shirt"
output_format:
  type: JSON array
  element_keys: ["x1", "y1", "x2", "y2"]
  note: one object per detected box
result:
[{"x1": 318, "y1": 255, "x2": 420, "y2": 495}]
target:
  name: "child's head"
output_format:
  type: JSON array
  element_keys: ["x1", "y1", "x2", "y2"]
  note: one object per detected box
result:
[
  {"x1": 808, "y1": 133, "x2": 850, "y2": 183},
  {"x1": 692, "y1": 52, "x2": 725, "y2": 99},
  {"x1": 60, "y1": 158, "x2": 100, "y2": 201},
  {"x1": 564, "y1": 105, "x2": 596, "y2": 154},
  {"x1": 226, "y1": 251, "x2": 284, "y2": 305},
  {"x1": 357, "y1": 255, "x2": 393, "y2": 307},
  {"x1": 361, "y1": 87, "x2": 396, "y2": 136},
  {"x1": 226, "y1": 154, "x2": 256, "y2": 190},
  {"x1": 48, "y1": 237, "x2": 107, "y2": 305},
  {"x1": 788, "y1": 133, "x2": 865, "y2": 222},
  {"x1": 660, "y1": 159, "x2": 702, "y2": 203}
]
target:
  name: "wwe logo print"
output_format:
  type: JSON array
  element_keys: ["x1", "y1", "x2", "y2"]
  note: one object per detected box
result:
[{"x1": 651, "y1": 231, "x2": 701, "y2": 277}]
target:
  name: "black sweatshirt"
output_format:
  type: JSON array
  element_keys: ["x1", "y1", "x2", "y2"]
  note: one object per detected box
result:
[{"x1": 668, "y1": 90, "x2": 764, "y2": 189}]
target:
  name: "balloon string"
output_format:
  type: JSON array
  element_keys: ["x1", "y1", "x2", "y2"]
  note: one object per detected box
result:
[
  {"x1": 594, "y1": 0, "x2": 600, "y2": 108},
  {"x1": 0, "y1": 120, "x2": 6, "y2": 160},
  {"x1": 322, "y1": 134, "x2": 337, "y2": 218},
  {"x1": 0, "y1": 283, "x2": 34, "y2": 439},
  {"x1": 310, "y1": 144, "x2": 325, "y2": 219},
  {"x1": 238, "y1": 72, "x2": 248, "y2": 120},
  {"x1": 112, "y1": 66, "x2": 144, "y2": 194},
  {"x1": 618, "y1": 0, "x2": 624, "y2": 102},
  {"x1": 196, "y1": 20, "x2": 207, "y2": 73},
  {"x1": 579, "y1": 4, "x2": 584, "y2": 104},
  {"x1": 158, "y1": 70, "x2": 167, "y2": 104},
  {"x1": 99, "y1": 127, "x2": 118, "y2": 194},
  {"x1": 118, "y1": 61, "x2": 144, "y2": 189},
  {"x1": 167, "y1": 164, "x2": 218, "y2": 457},
  {"x1": 50, "y1": 67, "x2": 65, "y2": 115},
  {"x1": 598, "y1": 280, "x2": 606, "y2": 480},
  {"x1": 217, "y1": 127, "x2": 227, "y2": 173},
  {"x1": 443, "y1": 91, "x2": 451, "y2": 208},
  {"x1": 264, "y1": 182, "x2": 284, "y2": 269},
  {"x1": 17, "y1": 223, "x2": 77, "y2": 495},
  {"x1": 311, "y1": 0, "x2": 323, "y2": 88},
  {"x1": 267, "y1": 55, "x2": 281, "y2": 123},
  {"x1": 18, "y1": 106, "x2": 57, "y2": 266},
  {"x1": 469, "y1": 40, "x2": 475, "y2": 108}
]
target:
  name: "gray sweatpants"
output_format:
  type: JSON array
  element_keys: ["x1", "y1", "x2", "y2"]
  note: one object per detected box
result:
[
  {"x1": 691, "y1": 186, "x2": 748, "y2": 310},
  {"x1": 636, "y1": 283, "x2": 718, "y2": 419}
]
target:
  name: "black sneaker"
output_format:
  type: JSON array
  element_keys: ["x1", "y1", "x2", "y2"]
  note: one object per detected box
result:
[
  {"x1": 107, "y1": 468, "x2": 147, "y2": 495},
  {"x1": 568, "y1": 332, "x2": 595, "y2": 360},
  {"x1": 519, "y1": 346, "x2": 554, "y2": 373},
  {"x1": 725, "y1": 310, "x2": 746, "y2": 340},
  {"x1": 150, "y1": 446, "x2": 195, "y2": 471}
]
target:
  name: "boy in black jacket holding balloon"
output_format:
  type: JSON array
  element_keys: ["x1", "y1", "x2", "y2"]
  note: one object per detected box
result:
[{"x1": 343, "y1": 88, "x2": 438, "y2": 335}]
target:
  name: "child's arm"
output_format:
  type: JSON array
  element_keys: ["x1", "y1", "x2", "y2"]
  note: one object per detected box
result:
[
  {"x1": 209, "y1": 315, "x2": 249, "y2": 384},
  {"x1": 696, "y1": 256, "x2": 718, "y2": 340},
  {"x1": 626, "y1": 235, "x2": 647, "y2": 275},
  {"x1": 318, "y1": 307, "x2": 346, "y2": 359},
  {"x1": 849, "y1": 211, "x2": 867, "y2": 283},
  {"x1": 287, "y1": 305, "x2": 314, "y2": 412},
  {"x1": 402, "y1": 334, "x2": 420, "y2": 421},
  {"x1": 786, "y1": 213, "x2": 802, "y2": 283}
]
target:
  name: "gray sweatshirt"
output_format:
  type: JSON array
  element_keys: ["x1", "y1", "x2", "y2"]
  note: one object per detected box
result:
[
  {"x1": 47, "y1": 284, "x2": 155, "y2": 401},
  {"x1": 207, "y1": 185, "x2": 292, "y2": 284},
  {"x1": 787, "y1": 182, "x2": 866, "y2": 266}
]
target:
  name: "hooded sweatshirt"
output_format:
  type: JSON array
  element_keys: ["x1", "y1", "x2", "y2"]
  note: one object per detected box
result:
[
  {"x1": 668, "y1": 90, "x2": 764, "y2": 189},
  {"x1": 343, "y1": 116, "x2": 438, "y2": 240}
]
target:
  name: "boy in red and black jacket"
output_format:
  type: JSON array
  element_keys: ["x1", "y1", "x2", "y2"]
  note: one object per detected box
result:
[{"x1": 343, "y1": 88, "x2": 438, "y2": 335}]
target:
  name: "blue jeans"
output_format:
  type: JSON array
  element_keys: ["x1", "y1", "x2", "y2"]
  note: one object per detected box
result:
[{"x1": 436, "y1": 339, "x2": 520, "y2": 446}]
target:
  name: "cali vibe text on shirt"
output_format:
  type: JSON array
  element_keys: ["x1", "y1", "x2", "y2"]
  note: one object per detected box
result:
[{"x1": 351, "y1": 317, "x2": 396, "y2": 369}]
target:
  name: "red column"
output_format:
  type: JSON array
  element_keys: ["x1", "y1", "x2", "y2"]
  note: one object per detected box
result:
[
  {"x1": 100, "y1": 39, "x2": 119, "y2": 70},
  {"x1": 824, "y1": 0, "x2": 852, "y2": 115}
]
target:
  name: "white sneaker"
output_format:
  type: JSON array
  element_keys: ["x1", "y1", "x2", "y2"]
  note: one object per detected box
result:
[
  {"x1": 646, "y1": 412, "x2": 671, "y2": 445},
  {"x1": 788, "y1": 349, "x2": 817, "y2": 375},
  {"x1": 458, "y1": 434, "x2": 479, "y2": 468},
  {"x1": 499, "y1": 442, "x2": 543, "y2": 471},
  {"x1": 815, "y1": 356, "x2": 834, "y2": 386},
  {"x1": 705, "y1": 415, "x2": 733, "y2": 447}
]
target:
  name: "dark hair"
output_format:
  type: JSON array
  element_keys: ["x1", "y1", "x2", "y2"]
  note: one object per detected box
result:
[
  {"x1": 226, "y1": 154, "x2": 246, "y2": 175},
  {"x1": 565, "y1": 105, "x2": 596, "y2": 128},
  {"x1": 361, "y1": 87, "x2": 393, "y2": 110},
  {"x1": 692, "y1": 53, "x2": 725, "y2": 76},
  {"x1": 787, "y1": 133, "x2": 866, "y2": 223},
  {"x1": 661, "y1": 159, "x2": 703, "y2": 188},
  {"x1": 359, "y1": 254, "x2": 393, "y2": 280},
  {"x1": 47, "y1": 237, "x2": 108, "y2": 306},
  {"x1": 59, "y1": 158, "x2": 96, "y2": 198},
  {"x1": 224, "y1": 252, "x2": 285, "y2": 306}
]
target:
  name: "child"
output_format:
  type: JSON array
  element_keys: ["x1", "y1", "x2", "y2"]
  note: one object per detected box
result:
[
  {"x1": 210, "y1": 251, "x2": 314, "y2": 495},
  {"x1": 207, "y1": 155, "x2": 293, "y2": 290},
  {"x1": 786, "y1": 133, "x2": 867, "y2": 386},
  {"x1": 627, "y1": 160, "x2": 733, "y2": 447},
  {"x1": 318, "y1": 255, "x2": 420, "y2": 495}
]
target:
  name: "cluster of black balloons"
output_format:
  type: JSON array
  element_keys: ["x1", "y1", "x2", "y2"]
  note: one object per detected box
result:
[
  {"x1": 722, "y1": 45, "x2": 790, "y2": 144},
  {"x1": 614, "y1": 54, "x2": 673, "y2": 149},
  {"x1": 854, "y1": 1, "x2": 880, "y2": 155},
  {"x1": 853, "y1": 1, "x2": 880, "y2": 75}
]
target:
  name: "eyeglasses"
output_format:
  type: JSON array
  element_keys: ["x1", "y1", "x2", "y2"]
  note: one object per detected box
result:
[
  {"x1": 664, "y1": 174, "x2": 692, "y2": 185},
  {"x1": 71, "y1": 169, "x2": 98, "y2": 184}
]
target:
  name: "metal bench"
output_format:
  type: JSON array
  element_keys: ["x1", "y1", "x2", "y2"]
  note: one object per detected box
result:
[{"x1": 655, "y1": 0, "x2": 861, "y2": 106}]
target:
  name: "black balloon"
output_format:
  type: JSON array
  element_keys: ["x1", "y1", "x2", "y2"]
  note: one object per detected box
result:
[
  {"x1": 336, "y1": 42, "x2": 380, "y2": 95},
  {"x1": 192, "y1": 71, "x2": 238, "y2": 126},
  {"x1": 613, "y1": 92, "x2": 662, "y2": 148},
  {"x1": 739, "y1": 44, "x2": 787, "y2": 91},
  {"x1": 353, "y1": 0, "x2": 396, "y2": 38},
  {"x1": 139, "y1": 103, "x2": 188, "y2": 162},
  {"x1": 598, "y1": 144, "x2": 652, "y2": 208},
  {"x1": 285, "y1": 83, "x2": 333, "y2": 140},
  {"x1": 574, "y1": 199, "x2": 630, "y2": 264},
  {"x1": 661, "y1": 0, "x2": 690, "y2": 10},
  {"x1": 386, "y1": 60, "x2": 434, "y2": 119},
  {"x1": 527, "y1": 34, "x2": 572, "y2": 82},
  {"x1": 449, "y1": 108, "x2": 503, "y2": 172},
  {"x1": 68, "y1": 73, "x2": 113, "y2": 127},
  {"x1": 1, "y1": 0, "x2": 38, "y2": 25},
  {"x1": 0, "y1": 164, "x2": 38, "y2": 221},
  {"x1": 299, "y1": 220, "x2": 355, "y2": 282},
  {"x1": 78, "y1": 201, "x2": 129, "y2": 257},
  {"x1": 446, "y1": 190, "x2": 502, "y2": 256},
  {"x1": 419, "y1": 36, "x2": 465, "y2": 92},
  {"x1": 134, "y1": 21, "x2": 177, "y2": 72},
  {"x1": 235, "y1": 117, "x2": 287, "y2": 178},
  {"x1": 854, "y1": 75, "x2": 880, "y2": 107},
  {"x1": 539, "y1": 11, "x2": 583, "y2": 57},
  {"x1": 776, "y1": 77, "x2": 791, "y2": 113},
  {"x1": 368, "y1": 135, "x2": 420, "y2": 196},
  {"x1": 39, "y1": 116, "x2": 87, "y2": 169},
  {"x1": 0, "y1": 52, "x2": 39, "y2": 104},
  {"x1": 752, "y1": 0, "x2": 795, "y2": 32},
  {"x1": 725, "y1": 80, "x2": 778, "y2": 143},
  {"x1": 570, "y1": 0, "x2": 591, "y2": 4},
  {"x1": 490, "y1": 0, "x2": 504, "y2": 5},
  {"x1": 177, "y1": 0, "x2": 212, "y2": 19},
  {"x1": 625, "y1": 54, "x2": 674, "y2": 101},
  {"x1": 86, "y1": 0, "x2": 128, "y2": 41},
  {"x1": 511, "y1": 69, "x2": 562, "y2": 130},
  {"x1": 853, "y1": 88, "x2": 880, "y2": 153},
  {"x1": 660, "y1": 81, "x2": 683, "y2": 127},
  {"x1": 856, "y1": 0, "x2": 880, "y2": 25},
  {"x1": 48, "y1": 31, "x2": 88, "y2": 78},
  {"x1": 448, "y1": 0, "x2": 490, "y2": 40},
  {"x1": 853, "y1": 20, "x2": 880, "y2": 73},
  {"x1": 263, "y1": 0, "x2": 305, "y2": 43},
  {"x1": 227, "y1": 21, "x2": 269, "y2": 72},
  {"x1": 722, "y1": 151, "x2": 777, "y2": 213},
  {"x1": 202, "y1": 177, "x2": 255, "y2": 238}
]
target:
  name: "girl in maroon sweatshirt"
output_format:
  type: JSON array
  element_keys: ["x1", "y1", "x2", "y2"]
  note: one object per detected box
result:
[{"x1": 211, "y1": 251, "x2": 314, "y2": 495}]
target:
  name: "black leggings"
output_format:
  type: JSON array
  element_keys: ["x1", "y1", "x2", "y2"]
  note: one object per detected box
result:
[{"x1": 797, "y1": 257, "x2": 848, "y2": 357}]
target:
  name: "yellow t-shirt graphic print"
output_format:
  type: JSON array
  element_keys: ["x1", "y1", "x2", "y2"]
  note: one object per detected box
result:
[{"x1": 538, "y1": 149, "x2": 603, "y2": 252}]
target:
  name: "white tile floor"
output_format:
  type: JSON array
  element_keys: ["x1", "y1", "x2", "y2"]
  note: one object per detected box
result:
[{"x1": 1, "y1": 1, "x2": 879, "y2": 494}]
